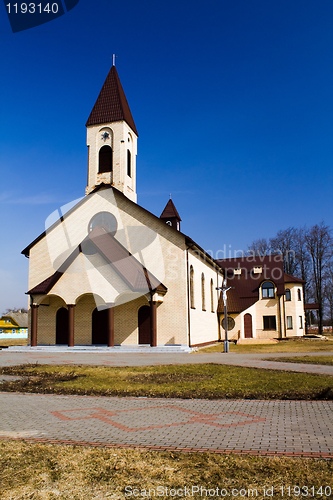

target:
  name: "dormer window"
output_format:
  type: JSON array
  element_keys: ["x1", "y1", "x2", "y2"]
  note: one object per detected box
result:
[{"x1": 262, "y1": 281, "x2": 275, "y2": 299}]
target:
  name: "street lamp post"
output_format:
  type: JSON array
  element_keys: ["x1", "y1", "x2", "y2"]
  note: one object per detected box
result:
[{"x1": 216, "y1": 274, "x2": 233, "y2": 353}]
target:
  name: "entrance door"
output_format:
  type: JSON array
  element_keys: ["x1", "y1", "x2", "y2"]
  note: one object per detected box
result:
[
  {"x1": 244, "y1": 313, "x2": 253, "y2": 338},
  {"x1": 92, "y1": 308, "x2": 108, "y2": 344},
  {"x1": 138, "y1": 305, "x2": 151, "y2": 345},
  {"x1": 56, "y1": 307, "x2": 68, "y2": 344}
]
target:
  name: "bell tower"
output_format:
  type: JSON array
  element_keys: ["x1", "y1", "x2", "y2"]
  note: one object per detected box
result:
[
  {"x1": 160, "y1": 198, "x2": 182, "y2": 231},
  {"x1": 85, "y1": 64, "x2": 138, "y2": 203}
]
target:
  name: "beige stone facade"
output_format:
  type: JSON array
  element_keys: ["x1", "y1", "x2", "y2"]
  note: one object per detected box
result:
[{"x1": 86, "y1": 122, "x2": 137, "y2": 202}]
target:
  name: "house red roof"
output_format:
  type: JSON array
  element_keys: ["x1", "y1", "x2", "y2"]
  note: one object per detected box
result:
[
  {"x1": 284, "y1": 273, "x2": 306, "y2": 284},
  {"x1": 160, "y1": 199, "x2": 181, "y2": 221},
  {"x1": 86, "y1": 65, "x2": 138, "y2": 135},
  {"x1": 216, "y1": 255, "x2": 286, "y2": 314}
]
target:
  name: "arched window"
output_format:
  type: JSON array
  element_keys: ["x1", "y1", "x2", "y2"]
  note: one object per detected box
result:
[
  {"x1": 99, "y1": 145, "x2": 113, "y2": 173},
  {"x1": 127, "y1": 149, "x2": 132, "y2": 177},
  {"x1": 297, "y1": 288, "x2": 302, "y2": 301},
  {"x1": 190, "y1": 266, "x2": 195, "y2": 309},
  {"x1": 285, "y1": 289, "x2": 291, "y2": 301},
  {"x1": 201, "y1": 273, "x2": 206, "y2": 311},
  {"x1": 210, "y1": 279, "x2": 214, "y2": 312},
  {"x1": 262, "y1": 281, "x2": 275, "y2": 299}
]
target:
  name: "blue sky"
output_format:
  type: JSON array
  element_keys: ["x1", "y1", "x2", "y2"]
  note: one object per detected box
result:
[{"x1": 0, "y1": 0, "x2": 332, "y2": 312}]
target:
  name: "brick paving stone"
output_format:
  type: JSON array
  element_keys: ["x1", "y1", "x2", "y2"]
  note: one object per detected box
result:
[{"x1": 0, "y1": 392, "x2": 332, "y2": 457}]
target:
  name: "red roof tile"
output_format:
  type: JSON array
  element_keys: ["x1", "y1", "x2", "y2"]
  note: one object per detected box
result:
[
  {"x1": 28, "y1": 273, "x2": 58, "y2": 295},
  {"x1": 160, "y1": 199, "x2": 181, "y2": 221},
  {"x1": 216, "y1": 255, "x2": 285, "y2": 314},
  {"x1": 86, "y1": 65, "x2": 138, "y2": 135},
  {"x1": 284, "y1": 272, "x2": 306, "y2": 284}
]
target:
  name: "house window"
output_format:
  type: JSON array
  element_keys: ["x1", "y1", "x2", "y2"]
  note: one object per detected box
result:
[
  {"x1": 190, "y1": 266, "x2": 195, "y2": 309},
  {"x1": 263, "y1": 316, "x2": 276, "y2": 330},
  {"x1": 127, "y1": 149, "x2": 131, "y2": 177},
  {"x1": 297, "y1": 289, "x2": 302, "y2": 301},
  {"x1": 201, "y1": 273, "x2": 206, "y2": 311},
  {"x1": 262, "y1": 281, "x2": 275, "y2": 298},
  {"x1": 287, "y1": 316, "x2": 293, "y2": 329},
  {"x1": 285, "y1": 289, "x2": 291, "y2": 301},
  {"x1": 98, "y1": 145, "x2": 113, "y2": 173},
  {"x1": 210, "y1": 279, "x2": 214, "y2": 312},
  {"x1": 299, "y1": 316, "x2": 303, "y2": 328}
]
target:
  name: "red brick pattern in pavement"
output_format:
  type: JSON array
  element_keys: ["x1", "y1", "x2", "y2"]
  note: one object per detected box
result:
[
  {"x1": 0, "y1": 393, "x2": 332, "y2": 458},
  {"x1": 50, "y1": 405, "x2": 267, "y2": 432}
]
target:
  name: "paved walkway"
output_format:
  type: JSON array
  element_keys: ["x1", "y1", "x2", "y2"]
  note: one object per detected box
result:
[
  {"x1": 1, "y1": 350, "x2": 333, "y2": 375},
  {"x1": 0, "y1": 392, "x2": 332, "y2": 458}
]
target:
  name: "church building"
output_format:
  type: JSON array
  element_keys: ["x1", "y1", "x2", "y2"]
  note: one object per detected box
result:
[{"x1": 22, "y1": 64, "x2": 305, "y2": 348}]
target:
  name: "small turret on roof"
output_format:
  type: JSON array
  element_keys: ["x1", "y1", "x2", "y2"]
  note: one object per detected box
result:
[
  {"x1": 86, "y1": 65, "x2": 138, "y2": 136},
  {"x1": 160, "y1": 198, "x2": 182, "y2": 231}
]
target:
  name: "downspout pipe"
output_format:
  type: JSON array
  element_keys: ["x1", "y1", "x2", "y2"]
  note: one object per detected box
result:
[{"x1": 186, "y1": 247, "x2": 191, "y2": 347}]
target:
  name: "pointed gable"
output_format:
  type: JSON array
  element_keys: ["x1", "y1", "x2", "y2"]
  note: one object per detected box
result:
[
  {"x1": 86, "y1": 65, "x2": 138, "y2": 135},
  {"x1": 160, "y1": 199, "x2": 182, "y2": 221},
  {"x1": 27, "y1": 225, "x2": 167, "y2": 296}
]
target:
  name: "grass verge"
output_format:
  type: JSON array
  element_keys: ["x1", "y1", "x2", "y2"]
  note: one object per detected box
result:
[
  {"x1": 263, "y1": 355, "x2": 333, "y2": 366},
  {"x1": 0, "y1": 440, "x2": 332, "y2": 500},
  {"x1": 0, "y1": 338, "x2": 28, "y2": 348},
  {"x1": 1, "y1": 363, "x2": 332, "y2": 400},
  {"x1": 200, "y1": 337, "x2": 333, "y2": 353}
]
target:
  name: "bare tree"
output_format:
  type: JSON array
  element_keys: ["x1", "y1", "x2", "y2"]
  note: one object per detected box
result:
[
  {"x1": 247, "y1": 238, "x2": 271, "y2": 257},
  {"x1": 305, "y1": 222, "x2": 332, "y2": 335},
  {"x1": 269, "y1": 227, "x2": 297, "y2": 275},
  {"x1": 3, "y1": 308, "x2": 28, "y2": 314},
  {"x1": 324, "y1": 262, "x2": 333, "y2": 328},
  {"x1": 294, "y1": 226, "x2": 312, "y2": 302}
]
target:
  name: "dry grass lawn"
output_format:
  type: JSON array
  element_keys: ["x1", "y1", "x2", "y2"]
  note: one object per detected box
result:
[
  {"x1": 0, "y1": 440, "x2": 332, "y2": 500},
  {"x1": 263, "y1": 355, "x2": 333, "y2": 366},
  {"x1": 0, "y1": 338, "x2": 28, "y2": 348},
  {"x1": 1, "y1": 363, "x2": 332, "y2": 400},
  {"x1": 200, "y1": 337, "x2": 333, "y2": 353}
]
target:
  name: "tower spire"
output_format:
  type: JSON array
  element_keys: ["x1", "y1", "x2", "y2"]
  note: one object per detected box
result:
[
  {"x1": 160, "y1": 199, "x2": 182, "y2": 231},
  {"x1": 85, "y1": 64, "x2": 138, "y2": 202}
]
